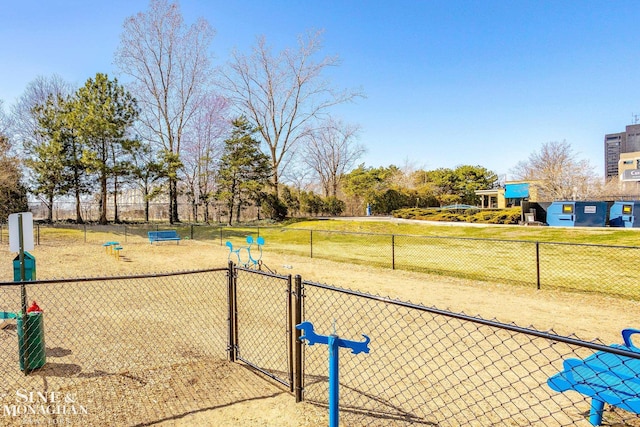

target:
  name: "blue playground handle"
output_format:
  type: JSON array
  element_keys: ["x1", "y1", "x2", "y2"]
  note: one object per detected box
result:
[
  {"x1": 296, "y1": 321, "x2": 370, "y2": 427},
  {"x1": 297, "y1": 321, "x2": 370, "y2": 354}
]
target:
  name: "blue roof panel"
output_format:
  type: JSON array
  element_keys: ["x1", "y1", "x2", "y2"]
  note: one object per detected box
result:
[{"x1": 504, "y1": 183, "x2": 529, "y2": 198}]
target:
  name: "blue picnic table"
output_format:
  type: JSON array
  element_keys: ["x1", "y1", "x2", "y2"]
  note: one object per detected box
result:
[
  {"x1": 102, "y1": 241, "x2": 119, "y2": 254},
  {"x1": 547, "y1": 328, "x2": 640, "y2": 426}
]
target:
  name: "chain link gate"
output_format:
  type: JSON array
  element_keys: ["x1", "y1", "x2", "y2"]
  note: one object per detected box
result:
[{"x1": 228, "y1": 263, "x2": 294, "y2": 390}]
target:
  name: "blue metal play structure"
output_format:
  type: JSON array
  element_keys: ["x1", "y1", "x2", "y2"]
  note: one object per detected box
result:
[
  {"x1": 226, "y1": 236, "x2": 265, "y2": 269},
  {"x1": 296, "y1": 321, "x2": 370, "y2": 427},
  {"x1": 548, "y1": 329, "x2": 640, "y2": 426}
]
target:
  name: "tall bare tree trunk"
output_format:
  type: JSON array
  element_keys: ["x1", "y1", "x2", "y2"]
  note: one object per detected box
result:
[{"x1": 116, "y1": 0, "x2": 215, "y2": 224}]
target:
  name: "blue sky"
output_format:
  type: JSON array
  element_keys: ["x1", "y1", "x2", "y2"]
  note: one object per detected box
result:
[{"x1": 1, "y1": 1, "x2": 639, "y2": 178}]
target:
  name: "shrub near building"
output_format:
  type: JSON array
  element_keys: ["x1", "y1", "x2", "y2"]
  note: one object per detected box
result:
[{"x1": 393, "y1": 207, "x2": 522, "y2": 224}]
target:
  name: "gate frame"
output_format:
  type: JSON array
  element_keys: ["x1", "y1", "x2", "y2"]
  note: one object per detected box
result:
[{"x1": 227, "y1": 262, "x2": 297, "y2": 391}]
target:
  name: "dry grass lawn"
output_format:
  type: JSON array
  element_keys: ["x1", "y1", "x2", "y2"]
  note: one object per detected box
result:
[{"x1": 0, "y1": 231, "x2": 638, "y2": 426}]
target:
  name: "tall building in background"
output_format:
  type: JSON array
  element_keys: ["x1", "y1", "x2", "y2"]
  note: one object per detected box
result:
[
  {"x1": 605, "y1": 132, "x2": 625, "y2": 178},
  {"x1": 605, "y1": 123, "x2": 640, "y2": 178}
]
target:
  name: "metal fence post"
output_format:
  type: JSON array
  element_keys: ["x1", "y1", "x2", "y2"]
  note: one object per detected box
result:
[
  {"x1": 84, "y1": 224, "x2": 87, "y2": 243},
  {"x1": 124, "y1": 225, "x2": 127, "y2": 243},
  {"x1": 310, "y1": 230, "x2": 313, "y2": 259},
  {"x1": 220, "y1": 227, "x2": 223, "y2": 246},
  {"x1": 287, "y1": 274, "x2": 294, "y2": 392},
  {"x1": 536, "y1": 241, "x2": 541, "y2": 290},
  {"x1": 190, "y1": 224, "x2": 194, "y2": 240},
  {"x1": 392, "y1": 234, "x2": 396, "y2": 270},
  {"x1": 227, "y1": 260, "x2": 237, "y2": 362},
  {"x1": 294, "y1": 275, "x2": 303, "y2": 402}
]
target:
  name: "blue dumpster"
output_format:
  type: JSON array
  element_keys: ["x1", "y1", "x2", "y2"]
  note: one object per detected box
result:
[
  {"x1": 610, "y1": 201, "x2": 640, "y2": 227},
  {"x1": 546, "y1": 201, "x2": 607, "y2": 227}
]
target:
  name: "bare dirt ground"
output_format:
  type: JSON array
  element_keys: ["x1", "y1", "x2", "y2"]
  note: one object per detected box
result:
[{"x1": 1, "y1": 235, "x2": 638, "y2": 426}]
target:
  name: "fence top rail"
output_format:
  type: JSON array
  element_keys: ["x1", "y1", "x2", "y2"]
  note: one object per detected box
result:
[
  {"x1": 0, "y1": 267, "x2": 228, "y2": 287},
  {"x1": 236, "y1": 265, "x2": 292, "y2": 280},
  {"x1": 301, "y1": 279, "x2": 640, "y2": 359}
]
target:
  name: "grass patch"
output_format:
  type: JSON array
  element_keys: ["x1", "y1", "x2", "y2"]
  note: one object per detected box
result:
[
  {"x1": 284, "y1": 219, "x2": 640, "y2": 246},
  {"x1": 279, "y1": 220, "x2": 640, "y2": 299},
  {"x1": 393, "y1": 207, "x2": 523, "y2": 224}
]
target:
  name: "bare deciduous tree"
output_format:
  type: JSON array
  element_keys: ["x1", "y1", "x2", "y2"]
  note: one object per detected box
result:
[
  {"x1": 303, "y1": 117, "x2": 364, "y2": 197},
  {"x1": 219, "y1": 30, "x2": 363, "y2": 195},
  {"x1": 511, "y1": 140, "x2": 598, "y2": 201},
  {"x1": 115, "y1": 0, "x2": 215, "y2": 223},
  {"x1": 11, "y1": 74, "x2": 74, "y2": 154},
  {"x1": 0, "y1": 100, "x2": 8, "y2": 137},
  {"x1": 181, "y1": 93, "x2": 229, "y2": 222},
  {"x1": 590, "y1": 176, "x2": 640, "y2": 200}
]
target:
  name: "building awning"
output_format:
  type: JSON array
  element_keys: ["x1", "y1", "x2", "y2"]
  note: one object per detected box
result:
[
  {"x1": 504, "y1": 183, "x2": 529, "y2": 199},
  {"x1": 475, "y1": 189, "x2": 499, "y2": 196}
]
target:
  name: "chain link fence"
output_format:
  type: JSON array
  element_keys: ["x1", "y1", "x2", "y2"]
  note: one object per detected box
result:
[
  {"x1": 2, "y1": 260, "x2": 640, "y2": 426},
  {"x1": 298, "y1": 280, "x2": 640, "y2": 426},
  {"x1": 23, "y1": 223, "x2": 640, "y2": 300},
  {"x1": 0, "y1": 269, "x2": 230, "y2": 426}
]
